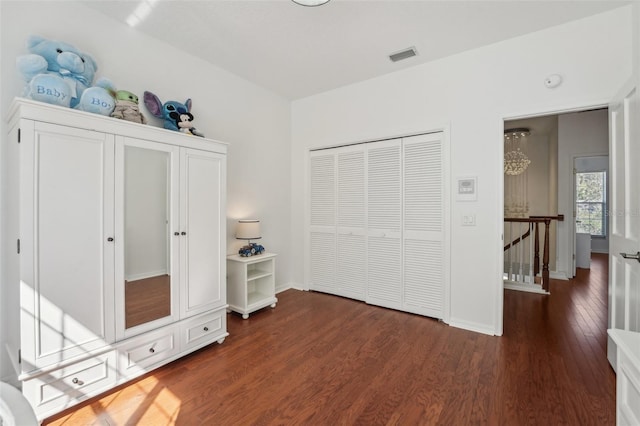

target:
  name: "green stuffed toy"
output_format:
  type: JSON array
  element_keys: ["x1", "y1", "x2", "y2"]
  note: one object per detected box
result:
[
  {"x1": 16, "y1": 35, "x2": 115, "y2": 115},
  {"x1": 110, "y1": 90, "x2": 147, "y2": 124}
]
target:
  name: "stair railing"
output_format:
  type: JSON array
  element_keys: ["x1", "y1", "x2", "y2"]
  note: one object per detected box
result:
[{"x1": 504, "y1": 215, "x2": 564, "y2": 292}]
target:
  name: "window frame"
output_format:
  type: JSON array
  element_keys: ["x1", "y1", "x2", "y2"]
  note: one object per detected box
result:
[{"x1": 575, "y1": 170, "x2": 607, "y2": 238}]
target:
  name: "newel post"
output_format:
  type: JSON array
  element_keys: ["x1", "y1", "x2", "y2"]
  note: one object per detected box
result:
[
  {"x1": 534, "y1": 222, "x2": 540, "y2": 277},
  {"x1": 542, "y1": 219, "x2": 551, "y2": 292}
]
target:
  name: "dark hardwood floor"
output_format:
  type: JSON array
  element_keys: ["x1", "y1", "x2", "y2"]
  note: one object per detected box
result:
[
  {"x1": 125, "y1": 275, "x2": 171, "y2": 329},
  {"x1": 46, "y1": 254, "x2": 614, "y2": 425}
]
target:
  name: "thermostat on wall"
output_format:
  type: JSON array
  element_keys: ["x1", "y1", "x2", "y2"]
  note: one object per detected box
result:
[{"x1": 457, "y1": 176, "x2": 477, "y2": 201}]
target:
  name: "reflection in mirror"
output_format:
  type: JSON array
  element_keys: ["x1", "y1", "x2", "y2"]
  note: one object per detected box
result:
[{"x1": 124, "y1": 146, "x2": 171, "y2": 328}]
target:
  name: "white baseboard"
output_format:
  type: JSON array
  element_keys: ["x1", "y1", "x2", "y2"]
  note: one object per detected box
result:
[
  {"x1": 276, "y1": 282, "x2": 309, "y2": 293},
  {"x1": 125, "y1": 269, "x2": 168, "y2": 282},
  {"x1": 591, "y1": 249, "x2": 609, "y2": 254},
  {"x1": 504, "y1": 281, "x2": 549, "y2": 295},
  {"x1": 550, "y1": 271, "x2": 569, "y2": 280},
  {"x1": 448, "y1": 317, "x2": 496, "y2": 336}
]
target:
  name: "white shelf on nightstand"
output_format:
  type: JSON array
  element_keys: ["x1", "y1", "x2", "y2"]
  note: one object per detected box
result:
[{"x1": 226, "y1": 253, "x2": 277, "y2": 319}]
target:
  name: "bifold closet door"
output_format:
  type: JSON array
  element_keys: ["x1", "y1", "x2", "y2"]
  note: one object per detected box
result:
[
  {"x1": 336, "y1": 146, "x2": 366, "y2": 300},
  {"x1": 366, "y1": 139, "x2": 402, "y2": 310},
  {"x1": 403, "y1": 133, "x2": 445, "y2": 318},
  {"x1": 309, "y1": 151, "x2": 336, "y2": 293},
  {"x1": 308, "y1": 133, "x2": 447, "y2": 320}
]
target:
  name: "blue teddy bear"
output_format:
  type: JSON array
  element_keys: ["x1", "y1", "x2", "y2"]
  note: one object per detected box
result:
[{"x1": 16, "y1": 35, "x2": 115, "y2": 115}]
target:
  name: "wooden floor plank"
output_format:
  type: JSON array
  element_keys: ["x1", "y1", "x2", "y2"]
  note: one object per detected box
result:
[{"x1": 45, "y1": 254, "x2": 615, "y2": 425}]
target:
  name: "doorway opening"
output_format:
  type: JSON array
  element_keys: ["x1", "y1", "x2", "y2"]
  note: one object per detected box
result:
[{"x1": 501, "y1": 108, "x2": 610, "y2": 316}]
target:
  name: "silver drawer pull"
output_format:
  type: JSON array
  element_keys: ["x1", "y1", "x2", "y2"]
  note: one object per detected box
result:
[
  {"x1": 149, "y1": 347, "x2": 155, "y2": 353},
  {"x1": 203, "y1": 326, "x2": 209, "y2": 332},
  {"x1": 72, "y1": 377, "x2": 84, "y2": 386}
]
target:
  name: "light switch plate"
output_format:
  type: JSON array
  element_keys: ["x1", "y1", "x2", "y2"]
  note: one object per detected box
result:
[{"x1": 462, "y1": 215, "x2": 476, "y2": 226}]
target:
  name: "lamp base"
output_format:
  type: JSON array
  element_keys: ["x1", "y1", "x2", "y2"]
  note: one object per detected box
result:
[{"x1": 238, "y1": 242, "x2": 265, "y2": 257}]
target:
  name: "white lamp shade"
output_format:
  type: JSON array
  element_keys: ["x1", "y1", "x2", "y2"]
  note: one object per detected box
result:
[
  {"x1": 292, "y1": 0, "x2": 330, "y2": 6},
  {"x1": 236, "y1": 220, "x2": 261, "y2": 240}
]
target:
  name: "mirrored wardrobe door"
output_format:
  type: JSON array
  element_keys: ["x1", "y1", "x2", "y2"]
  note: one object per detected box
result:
[{"x1": 115, "y1": 137, "x2": 180, "y2": 340}]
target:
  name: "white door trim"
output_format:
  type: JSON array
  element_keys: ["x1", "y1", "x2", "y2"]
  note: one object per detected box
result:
[{"x1": 498, "y1": 99, "x2": 609, "y2": 336}]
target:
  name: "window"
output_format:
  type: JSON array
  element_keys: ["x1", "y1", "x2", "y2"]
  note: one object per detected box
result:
[{"x1": 576, "y1": 171, "x2": 606, "y2": 237}]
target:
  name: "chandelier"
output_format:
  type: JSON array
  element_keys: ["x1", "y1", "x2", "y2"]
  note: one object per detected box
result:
[{"x1": 504, "y1": 128, "x2": 531, "y2": 176}]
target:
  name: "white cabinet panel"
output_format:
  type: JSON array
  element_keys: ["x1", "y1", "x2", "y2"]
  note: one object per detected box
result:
[
  {"x1": 23, "y1": 351, "x2": 117, "y2": 420},
  {"x1": 608, "y1": 329, "x2": 640, "y2": 426},
  {"x1": 118, "y1": 328, "x2": 179, "y2": 379},
  {"x1": 181, "y1": 148, "x2": 226, "y2": 317},
  {"x1": 180, "y1": 310, "x2": 227, "y2": 351},
  {"x1": 20, "y1": 122, "x2": 115, "y2": 370}
]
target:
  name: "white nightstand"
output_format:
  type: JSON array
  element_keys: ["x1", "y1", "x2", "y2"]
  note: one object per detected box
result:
[{"x1": 226, "y1": 252, "x2": 277, "y2": 319}]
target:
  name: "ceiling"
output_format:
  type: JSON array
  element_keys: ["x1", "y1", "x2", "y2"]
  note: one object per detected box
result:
[{"x1": 82, "y1": 0, "x2": 630, "y2": 100}]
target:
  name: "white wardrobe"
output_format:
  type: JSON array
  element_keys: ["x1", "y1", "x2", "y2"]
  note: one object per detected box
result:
[
  {"x1": 2, "y1": 98, "x2": 227, "y2": 420},
  {"x1": 309, "y1": 133, "x2": 449, "y2": 319}
]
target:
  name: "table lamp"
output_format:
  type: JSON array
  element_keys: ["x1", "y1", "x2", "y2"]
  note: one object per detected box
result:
[{"x1": 236, "y1": 219, "x2": 265, "y2": 256}]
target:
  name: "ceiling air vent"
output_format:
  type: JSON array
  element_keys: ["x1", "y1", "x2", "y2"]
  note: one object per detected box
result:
[{"x1": 389, "y1": 46, "x2": 418, "y2": 63}]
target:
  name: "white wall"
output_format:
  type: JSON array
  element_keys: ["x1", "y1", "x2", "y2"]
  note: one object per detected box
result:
[
  {"x1": 291, "y1": 7, "x2": 632, "y2": 335},
  {"x1": 527, "y1": 134, "x2": 551, "y2": 217},
  {"x1": 558, "y1": 109, "x2": 610, "y2": 277},
  {"x1": 0, "y1": 1, "x2": 292, "y2": 381}
]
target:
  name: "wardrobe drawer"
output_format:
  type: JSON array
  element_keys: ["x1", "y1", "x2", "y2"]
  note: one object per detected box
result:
[
  {"x1": 618, "y1": 345, "x2": 640, "y2": 425},
  {"x1": 23, "y1": 351, "x2": 117, "y2": 419},
  {"x1": 118, "y1": 328, "x2": 179, "y2": 379},
  {"x1": 181, "y1": 310, "x2": 227, "y2": 351}
]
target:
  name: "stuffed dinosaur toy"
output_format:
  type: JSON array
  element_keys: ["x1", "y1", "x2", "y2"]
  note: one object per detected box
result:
[
  {"x1": 16, "y1": 35, "x2": 115, "y2": 115},
  {"x1": 143, "y1": 91, "x2": 204, "y2": 137}
]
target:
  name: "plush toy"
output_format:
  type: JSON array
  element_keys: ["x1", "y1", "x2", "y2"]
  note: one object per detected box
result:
[
  {"x1": 143, "y1": 91, "x2": 204, "y2": 137},
  {"x1": 16, "y1": 35, "x2": 115, "y2": 115},
  {"x1": 110, "y1": 90, "x2": 147, "y2": 124}
]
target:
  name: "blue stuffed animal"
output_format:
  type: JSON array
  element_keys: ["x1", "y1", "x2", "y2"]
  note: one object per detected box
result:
[
  {"x1": 143, "y1": 91, "x2": 204, "y2": 137},
  {"x1": 16, "y1": 35, "x2": 115, "y2": 115}
]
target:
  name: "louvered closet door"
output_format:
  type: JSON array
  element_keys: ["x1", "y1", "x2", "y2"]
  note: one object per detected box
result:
[
  {"x1": 403, "y1": 133, "x2": 445, "y2": 318},
  {"x1": 336, "y1": 146, "x2": 366, "y2": 300},
  {"x1": 309, "y1": 152, "x2": 336, "y2": 293},
  {"x1": 367, "y1": 139, "x2": 403, "y2": 310}
]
